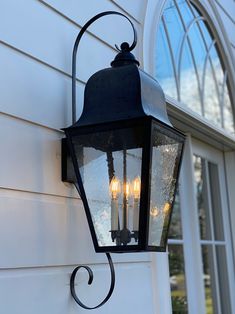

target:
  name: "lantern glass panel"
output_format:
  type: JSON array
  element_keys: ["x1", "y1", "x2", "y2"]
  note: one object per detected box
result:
[
  {"x1": 71, "y1": 125, "x2": 144, "y2": 248},
  {"x1": 148, "y1": 122, "x2": 183, "y2": 247}
]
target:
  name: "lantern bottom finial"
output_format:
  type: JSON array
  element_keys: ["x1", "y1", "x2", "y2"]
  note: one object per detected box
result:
[{"x1": 111, "y1": 229, "x2": 139, "y2": 245}]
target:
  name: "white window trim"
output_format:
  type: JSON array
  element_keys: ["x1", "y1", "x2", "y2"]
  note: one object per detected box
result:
[
  {"x1": 143, "y1": 1, "x2": 235, "y2": 313},
  {"x1": 192, "y1": 137, "x2": 235, "y2": 313}
]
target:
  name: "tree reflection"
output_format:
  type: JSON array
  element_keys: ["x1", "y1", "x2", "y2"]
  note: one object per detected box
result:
[{"x1": 169, "y1": 245, "x2": 188, "y2": 313}]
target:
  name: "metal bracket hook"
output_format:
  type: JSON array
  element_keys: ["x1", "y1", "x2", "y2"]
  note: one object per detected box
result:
[
  {"x1": 71, "y1": 11, "x2": 137, "y2": 123},
  {"x1": 70, "y1": 253, "x2": 115, "y2": 310}
]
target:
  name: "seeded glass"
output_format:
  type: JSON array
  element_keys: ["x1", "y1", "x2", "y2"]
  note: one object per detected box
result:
[
  {"x1": 168, "y1": 189, "x2": 183, "y2": 239},
  {"x1": 72, "y1": 126, "x2": 143, "y2": 248},
  {"x1": 148, "y1": 123, "x2": 183, "y2": 247},
  {"x1": 155, "y1": 0, "x2": 234, "y2": 133}
]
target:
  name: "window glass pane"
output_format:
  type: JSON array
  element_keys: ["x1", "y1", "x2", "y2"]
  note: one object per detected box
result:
[
  {"x1": 197, "y1": 19, "x2": 213, "y2": 48},
  {"x1": 208, "y1": 162, "x2": 224, "y2": 241},
  {"x1": 155, "y1": 23, "x2": 178, "y2": 99},
  {"x1": 204, "y1": 62, "x2": 222, "y2": 127},
  {"x1": 216, "y1": 246, "x2": 232, "y2": 313},
  {"x1": 193, "y1": 156, "x2": 212, "y2": 240},
  {"x1": 168, "y1": 189, "x2": 183, "y2": 239},
  {"x1": 162, "y1": 2, "x2": 184, "y2": 66},
  {"x1": 223, "y1": 83, "x2": 234, "y2": 132},
  {"x1": 169, "y1": 245, "x2": 188, "y2": 313},
  {"x1": 179, "y1": 41, "x2": 201, "y2": 114},
  {"x1": 201, "y1": 245, "x2": 218, "y2": 314},
  {"x1": 178, "y1": 0, "x2": 196, "y2": 23}
]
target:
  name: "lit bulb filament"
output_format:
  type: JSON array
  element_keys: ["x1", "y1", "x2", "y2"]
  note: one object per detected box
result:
[
  {"x1": 124, "y1": 182, "x2": 130, "y2": 200},
  {"x1": 133, "y1": 176, "x2": 141, "y2": 199},
  {"x1": 110, "y1": 177, "x2": 121, "y2": 199}
]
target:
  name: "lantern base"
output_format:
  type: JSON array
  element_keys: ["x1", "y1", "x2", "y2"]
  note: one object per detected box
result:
[{"x1": 111, "y1": 229, "x2": 139, "y2": 245}]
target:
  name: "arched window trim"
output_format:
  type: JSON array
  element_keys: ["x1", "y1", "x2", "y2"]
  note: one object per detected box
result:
[
  {"x1": 191, "y1": 0, "x2": 235, "y2": 128},
  {"x1": 143, "y1": 0, "x2": 235, "y2": 149}
]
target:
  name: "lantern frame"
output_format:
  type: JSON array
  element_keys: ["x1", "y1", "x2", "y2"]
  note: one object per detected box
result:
[{"x1": 63, "y1": 116, "x2": 185, "y2": 253}]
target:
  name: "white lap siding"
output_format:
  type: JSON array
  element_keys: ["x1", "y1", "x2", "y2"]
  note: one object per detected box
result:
[{"x1": 0, "y1": 1, "x2": 156, "y2": 314}]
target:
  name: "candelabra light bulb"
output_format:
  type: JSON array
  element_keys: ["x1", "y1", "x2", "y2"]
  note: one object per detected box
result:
[
  {"x1": 124, "y1": 182, "x2": 130, "y2": 199},
  {"x1": 110, "y1": 176, "x2": 121, "y2": 199}
]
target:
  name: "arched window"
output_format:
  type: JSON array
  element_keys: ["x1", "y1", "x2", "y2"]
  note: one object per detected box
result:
[
  {"x1": 155, "y1": 0, "x2": 234, "y2": 133},
  {"x1": 152, "y1": 1, "x2": 235, "y2": 313}
]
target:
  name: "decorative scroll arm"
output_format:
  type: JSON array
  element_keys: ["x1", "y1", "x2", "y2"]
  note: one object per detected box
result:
[
  {"x1": 70, "y1": 253, "x2": 115, "y2": 310},
  {"x1": 72, "y1": 10, "x2": 137, "y2": 123},
  {"x1": 69, "y1": 11, "x2": 136, "y2": 310}
]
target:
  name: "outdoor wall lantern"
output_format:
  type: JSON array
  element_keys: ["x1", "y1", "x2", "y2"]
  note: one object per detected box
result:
[{"x1": 62, "y1": 11, "x2": 185, "y2": 310}]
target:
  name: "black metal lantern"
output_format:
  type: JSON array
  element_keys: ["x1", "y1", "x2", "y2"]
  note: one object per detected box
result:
[{"x1": 62, "y1": 11, "x2": 185, "y2": 310}]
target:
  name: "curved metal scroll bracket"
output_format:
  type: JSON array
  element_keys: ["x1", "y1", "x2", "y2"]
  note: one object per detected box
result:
[
  {"x1": 70, "y1": 253, "x2": 115, "y2": 310},
  {"x1": 72, "y1": 11, "x2": 137, "y2": 123}
]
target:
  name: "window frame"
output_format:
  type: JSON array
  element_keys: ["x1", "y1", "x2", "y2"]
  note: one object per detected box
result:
[{"x1": 144, "y1": 1, "x2": 235, "y2": 313}]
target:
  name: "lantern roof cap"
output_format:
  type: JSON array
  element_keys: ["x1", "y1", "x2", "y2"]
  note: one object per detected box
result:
[
  {"x1": 65, "y1": 49, "x2": 172, "y2": 130},
  {"x1": 110, "y1": 42, "x2": 139, "y2": 67}
]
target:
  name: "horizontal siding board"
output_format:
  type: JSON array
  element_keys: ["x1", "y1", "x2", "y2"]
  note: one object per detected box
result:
[
  {"x1": 0, "y1": 114, "x2": 71, "y2": 196},
  {"x1": 0, "y1": 43, "x2": 84, "y2": 129},
  {"x1": 0, "y1": 193, "x2": 92, "y2": 268},
  {"x1": 0, "y1": 0, "x2": 140, "y2": 82},
  {"x1": 0, "y1": 4, "x2": 117, "y2": 82},
  {"x1": 109, "y1": 0, "x2": 147, "y2": 23},
  {"x1": 0, "y1": 263, "x2": 153, "y2": 314},
  {"x1": 0, "y1": 189, "x2": 150, "y2": 268},
  {"x1": 0, "y1": 4, "x2": 142, "y2": 130},
  {"x1": 0, "y1": 2, "x2": 154, "y2": 312},
  {"x1": 40, "y1": 0, "x2": 141, "y2": 40}
]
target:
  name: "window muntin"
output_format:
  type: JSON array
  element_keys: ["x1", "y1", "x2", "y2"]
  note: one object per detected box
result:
[
  {"x1": 193, "y1": 155, "x2": 232, "y2": 314},
  {"x1": 155, "y1": 0, "x2": 234, "y2": 133}
]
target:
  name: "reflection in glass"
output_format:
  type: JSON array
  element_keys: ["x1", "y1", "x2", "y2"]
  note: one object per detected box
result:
[
  {"x1": 155, "y1": 0, "x2": 234, "y2": 133},
  {"x1": 204, "y1": 61, "x2": 221, "y2": 126},
  {"x1": 201, "y1": 245, "x2": 217, "y2": 314},
  {"x1": 208, "y1": 162, "x2": 224, "y2": 241},
  {"x1": 156, "y1": 22, "x2": 178, "y2": 99},
  {"x1": 193, "y1": 156, "x2": 212, "y2": 240},
  {"x1": 216, "y1": 246, "x2": 232, "y2": 313},
  {"x1": 169, "y1": 245, "x2": 188, "y2": 313}
]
